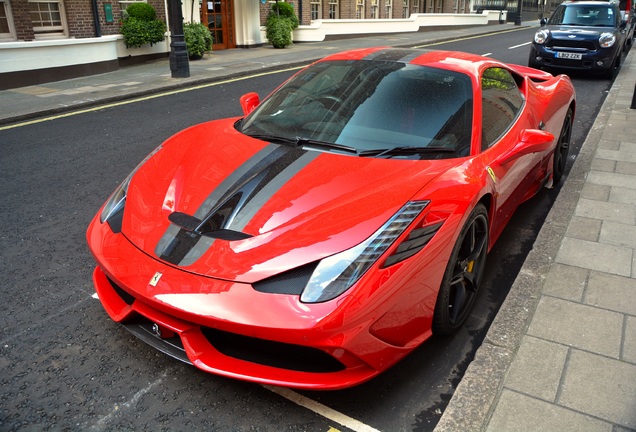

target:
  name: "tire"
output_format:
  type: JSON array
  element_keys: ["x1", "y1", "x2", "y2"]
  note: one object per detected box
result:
[
  {"x1": 552, "y1": 108, "x2": 573, "y2": 185},
  {"x1": 432, "y1": 203, "x2": 489, "y2": 335},
  {"x1": 602, "y1": 53, "x2": 621, "y2": 79}
]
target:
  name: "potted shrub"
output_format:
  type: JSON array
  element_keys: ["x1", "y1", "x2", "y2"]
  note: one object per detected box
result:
[
  {"x1": 120, "y1": 3, "x2": 167, "y2": 48},
  {"x1": 265, "y1": 1, "x2": 299, "y2": 49},
  {"x1": 184, "y1": 22, "x2": 213, "y2": 59}
]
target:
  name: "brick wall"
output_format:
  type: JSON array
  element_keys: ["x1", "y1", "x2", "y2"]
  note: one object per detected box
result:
[
  {"x1": 10, "y1": 0, "x2": 34, "y2": 40},
  {"x1": 8, "y1": 0, "x2": 168, "y2": 41}
]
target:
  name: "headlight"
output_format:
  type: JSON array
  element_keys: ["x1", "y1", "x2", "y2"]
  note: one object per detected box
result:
[
  {"x1": 100, "y1": 145, "x2": 163, "y2": 225},
  {"x1": 534, "y1": 29, "x2": 549, "y2": 44},
  {"x1": 300, "y1": 201, "x2": 429, "y2": 303},
  {"x1": 599, "y1": 32, "x2": 616, "y2": 48},
  {"x1": 100, "y1": 174, "x2": 132, "y2": 224}
]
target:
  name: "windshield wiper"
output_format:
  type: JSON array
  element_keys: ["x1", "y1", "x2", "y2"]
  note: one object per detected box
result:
[
  {"x1": 243, "y1": 133, "x2": 359, "y2": 154},
  {"x1": 295, "y1": 138, "x2": 359, "y2": 154},
  {"x1": 243, "y1": 132, "x2": 299, "y2": 146},
  {"x1": 359, "y1": 146, "x2": 456, "y2": 158}
]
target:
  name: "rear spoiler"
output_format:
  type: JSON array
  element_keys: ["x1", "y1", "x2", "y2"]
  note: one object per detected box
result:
[{"x1": 508, "y1": 63, "x2": 555, "y2": 82}]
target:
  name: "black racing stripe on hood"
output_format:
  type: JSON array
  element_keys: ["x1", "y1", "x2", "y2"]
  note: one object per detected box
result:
[
  {"x1": 362, "y1": 48, "x2": 422, "y2": 63},
  {"x1": 155, "y1": 144, "x2": 317, "y2": 266}
]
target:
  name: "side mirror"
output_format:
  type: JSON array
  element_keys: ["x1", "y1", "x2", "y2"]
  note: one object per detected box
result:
[
  {"x1": 240, "y1": 92, "x2": 260, "y2": 116},
  {"x1": 540, "y1": 18, "x2": 548, "y2": 27},
  {"x1": 620, "y1": 19, "x2": 627, "y2": 30},
  {"x1": 500, "y1": 129, "x2": 555, "y2": 164}
]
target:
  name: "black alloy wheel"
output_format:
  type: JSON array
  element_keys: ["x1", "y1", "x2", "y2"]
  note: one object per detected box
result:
[
  {"x1": 552, "y1": 108, "x2": 573, "y2": 185},
  {"x1": 432, "y1": 203, "x2": 489, "y2": 335}
]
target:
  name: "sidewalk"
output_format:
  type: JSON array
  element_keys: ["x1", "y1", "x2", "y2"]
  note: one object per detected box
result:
[{"x1": 1, "y1": 23, "x2": 635, "y2": 432}]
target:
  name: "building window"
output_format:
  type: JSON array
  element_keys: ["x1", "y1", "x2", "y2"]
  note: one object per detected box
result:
[
  {"x1": 28, "y1": 0, "x2": 67, "y2": 38},
  {"x1": 371, "y1": 0, "x2": 378, "y2": 18},
  {"x1": 412, "y1": 0, "x2": 419, "y2": 13},
  {"x1": 310, "y1": 0, "x2": 322, "y2": 19},
  {"x1": 402, "y1": 0, "x2": 408, "y2": 17},
  {"x1": 356, "y1": 0, "x2": 364, "y2": 18},
  {"x1": 385, "y1": 0, "x2": 392, "y2": 17},
  {"x1": 1, "y1": 0, "x2": 16, "y2": 41},
  {"x1": 328, "y1": 0, "x2": 339, "y2": 18}
]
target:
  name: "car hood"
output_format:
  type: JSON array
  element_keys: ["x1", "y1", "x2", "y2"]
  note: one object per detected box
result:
[
  {"x1": 547, "y1": 25, "x2": 611, "y2": 39},
  {"x1": 122, "y1": 118, "x2": 461, "y2": 283}
]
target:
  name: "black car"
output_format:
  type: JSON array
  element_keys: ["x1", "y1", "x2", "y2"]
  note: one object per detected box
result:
[{"x1": 529, "y1": 1, "x2": 630, "y2": 78}]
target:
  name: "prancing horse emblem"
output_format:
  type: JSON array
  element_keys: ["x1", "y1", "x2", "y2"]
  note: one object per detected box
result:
[{"x1": 149, "y1": 272, "x2": 163, "y2": 287}]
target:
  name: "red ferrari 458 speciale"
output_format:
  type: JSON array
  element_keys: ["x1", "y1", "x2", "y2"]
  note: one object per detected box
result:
[{"x1": 87, "y1": 48, "x2": 575, "y2": 390}]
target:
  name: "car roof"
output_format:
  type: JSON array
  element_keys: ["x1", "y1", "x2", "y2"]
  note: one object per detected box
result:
[{"x1": 317, "y1": 47, "x2": 497, "y2": 79}]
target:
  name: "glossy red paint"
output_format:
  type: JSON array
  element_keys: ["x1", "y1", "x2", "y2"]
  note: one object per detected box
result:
[{"x1": 87, "y1": 49, "x2": 575, "y2": 389}]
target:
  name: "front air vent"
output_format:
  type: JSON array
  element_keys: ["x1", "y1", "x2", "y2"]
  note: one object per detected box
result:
[
  {"x1": 201, "y1": 327, "x2": 345, "y2": 373},
  {"x1": 107, "y1": 276, "x2": 136, "y2": 305},
  {"x1": 252, "y1": 262, "x2": 319, "y2": 295},
  {"x1": 382, "y1": 221, "x2": 443, "y2": 268}
]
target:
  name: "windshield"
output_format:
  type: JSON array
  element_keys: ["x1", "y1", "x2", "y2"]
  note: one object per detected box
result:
[
  {"x1": 240, "y1": 60, "x2": 474, "y2": 159},
  {"x1": 549, "y1": 4, "x2": 618, "y2": 26}
]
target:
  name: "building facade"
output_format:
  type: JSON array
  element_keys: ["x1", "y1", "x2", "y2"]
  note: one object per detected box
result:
[
  {"x1": 1, "y1": 0, "x2": 477, "y2": 47},
  {"x1": 1, "y1": 0, "x2": 520, "y2": 89}
]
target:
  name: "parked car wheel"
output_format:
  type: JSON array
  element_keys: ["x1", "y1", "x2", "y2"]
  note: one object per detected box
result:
[
  {"x1": 552, "y1": 108, "x2": 573, "y2": 185},
  {"x1": 432, "y1": 203, "x2": 489, "y2": 335}
]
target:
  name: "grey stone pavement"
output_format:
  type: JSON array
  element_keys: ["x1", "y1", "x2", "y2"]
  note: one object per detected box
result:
[{"x1": 1, "y1": 22, "x2": 635, "y2": 432}]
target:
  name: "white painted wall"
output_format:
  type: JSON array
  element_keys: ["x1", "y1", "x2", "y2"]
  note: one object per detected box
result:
[
  {"x1": 0, "y1": 36, "x2": 120, "y2": 73},
  {"x1": 289, "y1": 10, "x2": 506, "y2": 42}
]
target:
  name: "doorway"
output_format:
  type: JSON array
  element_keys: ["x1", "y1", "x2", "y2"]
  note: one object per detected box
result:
[{"x1": 201, "y1": 0, "x2": 235, "y2": 50}]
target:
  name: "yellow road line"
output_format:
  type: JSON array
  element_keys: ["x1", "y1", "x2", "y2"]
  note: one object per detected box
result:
[{"x1": 264, "y1": 385, "x2": 381, "y2": 432}]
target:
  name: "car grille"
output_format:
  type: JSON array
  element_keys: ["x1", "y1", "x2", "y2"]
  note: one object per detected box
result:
[{"x1": 547, "y1": 39, "x2": 597, "y2": 50}]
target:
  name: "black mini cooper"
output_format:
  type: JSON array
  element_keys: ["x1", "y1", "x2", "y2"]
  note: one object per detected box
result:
[{"x1": 529, "y1": 1, "x2": 630, "y2": 78}]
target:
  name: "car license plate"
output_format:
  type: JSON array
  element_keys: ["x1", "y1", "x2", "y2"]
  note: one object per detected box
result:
[{"x1": 556, "y1": 52, "x2": 583, "y2": 60}]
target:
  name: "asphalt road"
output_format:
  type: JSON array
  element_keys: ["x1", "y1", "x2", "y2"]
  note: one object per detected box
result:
[{"x1": 0, "y1": 27, "x2": 614, "y2": 431}]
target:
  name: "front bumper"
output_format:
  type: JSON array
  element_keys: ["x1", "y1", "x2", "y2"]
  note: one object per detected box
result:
[
  {"x1": 87, "y1": 214, "x2": 430, "y2": 390},
  {"x1": 530, "y1": 44, "x2": 618, "y2": 74}
]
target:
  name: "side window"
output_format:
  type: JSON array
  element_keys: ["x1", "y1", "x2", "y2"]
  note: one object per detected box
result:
[{"x1": 481, "y1": 67, "x2": 524, "y2": 150}]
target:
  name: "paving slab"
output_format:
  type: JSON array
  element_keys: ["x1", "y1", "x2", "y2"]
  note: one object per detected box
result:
[
  {"x1": 565, "y1": 215, "x2": 602, "y2": 242},
  {"x1": 555, "y1": 236, "x2": 633, "y2": 277},
  {"x1": 559, "y1": 350, "x2": 636, "y2": 429},
  {"x1": 503, "y1": 336, "x2": 568, "y2": 401},
  {"x1": 541, "y1": 262, "x2": 588, "y2": 302},
  {"x1": 486, "y1": 390, "x2": 612, "y2": 432},
  {"x1": 527, "y1": 296, "x2": 624, "y2": 358},
  {"x1": 585, "y1": 271, "x2": 636, "y2": 315}
]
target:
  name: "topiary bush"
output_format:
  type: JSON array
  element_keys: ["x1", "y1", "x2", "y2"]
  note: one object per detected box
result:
[
  {"x1": 120, "y1": 3, "x2": 166, "y2": 48},
  {"x1": 184, "y1": 22, "x2": 213, "y2": 59},
  {"x1": 265, "y1": 15, "x2": 293, "y2": 49},
  {"x1": 265, "y1": 1, "x2": 298, "y2": 48},
  {"x1": 270, "y1": 1, "x2": 299, "y2": 29},
  {"x1": 124, "y1": 2, "x2": 157, "y2": 21}
]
